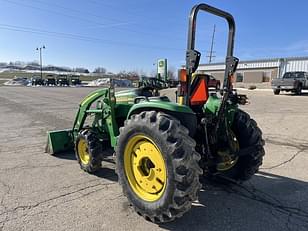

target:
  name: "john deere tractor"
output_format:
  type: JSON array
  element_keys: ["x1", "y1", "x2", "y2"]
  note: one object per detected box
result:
[{"x1": 46, "y1": 3, "x2": 264, "y2": 223}]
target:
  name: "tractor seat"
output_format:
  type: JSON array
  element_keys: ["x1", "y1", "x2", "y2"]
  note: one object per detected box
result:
[
  {"x1": 134, "y1": 95, "x2": 170, "y2": 104},
  {"x1": 190, "y1": 74, "x2": 209, "y2": 106},
  {"x1": 148, "y1": 96, "x2": 170, "y2": 102},
  {"x1": 135, "y1": 87, "x2": 156, "y2": 97}
]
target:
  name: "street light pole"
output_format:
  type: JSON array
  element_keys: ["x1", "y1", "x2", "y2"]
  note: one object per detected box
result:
[{"x1": 36, "y1": 45, "x2": 45, "y2": 79}]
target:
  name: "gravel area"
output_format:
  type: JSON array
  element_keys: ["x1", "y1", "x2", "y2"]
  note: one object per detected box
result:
[{"x1": 0, "y1": 86, "x2": 307, "y2": 231}]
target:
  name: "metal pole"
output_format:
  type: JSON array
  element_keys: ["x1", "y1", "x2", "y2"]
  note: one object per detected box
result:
[
  {"x1": 36, "y1": 45, "x2": 45, "y2": 80},
  {"x1": 40, "y1": 48, "x2": 42, "y2": 79},
  {"x1": 208, "y1": 24, "x2": 216, "y2": 63}
]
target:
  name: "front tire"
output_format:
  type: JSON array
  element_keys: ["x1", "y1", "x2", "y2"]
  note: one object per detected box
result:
[
  {"x1": 75, "y1": 129, "x2": 102, "y2": 173},
  {"x1": 273, "y1": 89, "x2": 280, "y2": 95},
  {"x1": 116, "y1": 111, "x2": 202, "y2": 223}
]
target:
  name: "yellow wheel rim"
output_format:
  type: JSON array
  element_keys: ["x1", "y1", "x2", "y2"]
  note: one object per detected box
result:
[
  {"x1": 124, "y1": 135, "x2": 167, "y2": 202},
  {"x1": 77, "y1": 139, "x2": 90, "y2": 165},
  {"x1": 216, "y1": 131, "x2": 240, "y2": 171}
]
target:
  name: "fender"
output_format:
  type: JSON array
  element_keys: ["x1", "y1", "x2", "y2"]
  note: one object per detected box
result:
[
  {"x1": 127, "y1": 100, "x2": 197, "y2": 136},
  {"x1": 204, "y1": 95, "x2": 238, "y2": 125}
]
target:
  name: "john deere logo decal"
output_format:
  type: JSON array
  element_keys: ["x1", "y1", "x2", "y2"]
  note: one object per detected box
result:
[{"x1": 159, "y1": 61, "x2": 164, "y2": 67}]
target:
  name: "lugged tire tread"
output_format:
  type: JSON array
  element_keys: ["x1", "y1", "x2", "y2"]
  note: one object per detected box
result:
[
  {"x1": 116, "y1": 111, "x2": 202, "y2": 223},
  {"x1": 75, "y1": 129, "x2": 102, "y2": 173}
]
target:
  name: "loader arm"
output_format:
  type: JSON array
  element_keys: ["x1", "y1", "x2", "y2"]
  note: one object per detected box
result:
[
  {"x1": 72, "y1": 87, "x2": 118, "y2": 147},
  {"x1": 46, "y1": 87, "x2": 119, "y2": 155}
]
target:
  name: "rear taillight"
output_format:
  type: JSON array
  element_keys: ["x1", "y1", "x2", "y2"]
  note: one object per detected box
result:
[
  {"x1": 177, "y1": 69, "x2": 187, "y2": 104},
  {"x1": 178, "y1": 69, "x2": 188, "y2": 96}
]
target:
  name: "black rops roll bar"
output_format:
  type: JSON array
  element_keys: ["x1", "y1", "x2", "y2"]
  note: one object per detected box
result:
[{"x1": 185, "y1": 3, "x2": 239, "y2": 106}]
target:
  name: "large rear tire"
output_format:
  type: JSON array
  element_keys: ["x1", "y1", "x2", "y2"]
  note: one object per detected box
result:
[
  {"x1": 116, "y1": 111, "x2": 202, "y2": 223},
  {"x1": 273, "y1": 89, "x2": 280, "y2": 95},
  {"x1": 213, "y1": 110, "x2": 265, "y2": 182}
]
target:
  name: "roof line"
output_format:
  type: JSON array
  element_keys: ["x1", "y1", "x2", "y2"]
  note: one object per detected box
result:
[{"x1": 199, "y1": 56, "x2": 308, "y2": 66}]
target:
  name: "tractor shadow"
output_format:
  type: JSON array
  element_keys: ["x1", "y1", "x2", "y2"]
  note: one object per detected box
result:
[
  {"x1": 93, "y1": 166, "x2": 118, "y2": 182},
  {"x1": 55, "y1": 150, "x2": 76, "y2": 160},
  {"x1": 54, "y1": 149, "x2": 118, "y2": 182},
  {"x1": 54, "y1": 148, "x2": 115, "y2": 161},
  {"x1": 94, "y1": 155, "x2": 118, "y2": 182},
  {"x1": 160, "y1": 171, "x2": 308, "y2": 231}
]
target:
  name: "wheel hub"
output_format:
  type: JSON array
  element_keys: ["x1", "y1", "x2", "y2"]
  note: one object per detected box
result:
[
  {"x1": 77, "y1": 139, "x2": 90, "y2": 165},
  {"x1": 124, "y1": 135, "x2": 167, "y2": 202},
  {"x1": 216, "y1": 131, "x2": 239, "y2": 171}
]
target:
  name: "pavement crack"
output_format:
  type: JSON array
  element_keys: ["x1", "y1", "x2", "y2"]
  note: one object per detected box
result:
[
  {"x1": 262, "y1": 136, "x2": 308, "y2": 170},
  {"x1": 0, "y1": 182, "x2": 118, "y2": 226},
  {"x1": 0, "y1": 163, "x2": 75, "y2": 172},
  {"x1": 0, "y1": 182, "x2": 116, "y2": 217},
  {"x1": 215, "y1": 176, "x2": 308, "y2": 225},
  {"x1": 261, "y1": 148, "x2": 307, "y2": 170},
  {"x1": 265, "y1": 136, "x2": 308, "y2": 150}
]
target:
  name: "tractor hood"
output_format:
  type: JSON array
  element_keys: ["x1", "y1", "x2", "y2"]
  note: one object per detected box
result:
[{"x1": 115, "y1": 88, "x2": 141, "y2": 104}]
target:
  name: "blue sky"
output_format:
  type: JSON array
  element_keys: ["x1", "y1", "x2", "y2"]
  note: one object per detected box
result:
[{"x1": 0, "y1": 0, "x2": 307, "y2": 73}]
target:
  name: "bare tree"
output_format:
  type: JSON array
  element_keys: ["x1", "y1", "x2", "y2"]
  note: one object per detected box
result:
[
  {"x1": 93, "y1": 67, "x2": 107, "y2": 74},
  {"x1": 168, "y1": 66, "x2": 176, "y2": 80},
  {"x1": 74, "y1": 67, "x2": 90, "y2": 73}
]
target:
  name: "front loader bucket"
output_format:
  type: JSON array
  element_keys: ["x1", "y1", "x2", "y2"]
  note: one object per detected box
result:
[{"x1": 46, "y1": 129, "x2": 74, "y2": 155}]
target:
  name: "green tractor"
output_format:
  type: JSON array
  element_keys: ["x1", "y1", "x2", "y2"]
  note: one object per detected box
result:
[{"x1": 46, "y1": 3, "x2": 264, "y2": 223}]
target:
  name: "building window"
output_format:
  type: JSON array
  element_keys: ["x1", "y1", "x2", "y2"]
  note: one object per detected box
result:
[
  {"x1": 236, "y1": 73, "x2": 243, "y2": 82},
  {"x1": 263, "y1": 71, "x2": 271, "y2": 82}
]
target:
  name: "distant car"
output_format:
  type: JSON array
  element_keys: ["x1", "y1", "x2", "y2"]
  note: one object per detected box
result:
[
  {"x1": 168, "y1": 79, "x2": 179, "y2": 88},
  {"x1": 271, "y1": 71, "x2": 308, "y2": 95},
  {"x1": 193, "y1": 74, "x2": 221, "y2": 90},
  {"x1": 208, "y1": 75, "x2": 221, "y2": 90}
]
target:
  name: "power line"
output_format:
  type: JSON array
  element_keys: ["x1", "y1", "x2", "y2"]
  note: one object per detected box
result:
[
  {"x1": 0, "y1": 23, "x2": 183, "y2": 51},
  {"x1": 1, "y1": 0, "x2": 190, "y2": 43},
  {"x1": 86, "y1": 0, "x2": 168, "y2": 22},
  {"x1": 30, "y1": 0, "x2": 122, "y2": 23},
  {"x1": 1, "y1": 0, "x2": 127, "y2": 27}
]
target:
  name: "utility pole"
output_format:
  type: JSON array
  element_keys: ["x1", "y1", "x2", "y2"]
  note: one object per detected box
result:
[
  {"x1": 36, "y1": 45, "x2": 46, "y2": 79},
  {"x1": 207, "y1": 24, "x2": 216, "y2": 64}
]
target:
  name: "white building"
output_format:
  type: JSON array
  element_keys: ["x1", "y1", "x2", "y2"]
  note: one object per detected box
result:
[{"x1": 197, "y1": 56, "x2": 308, "y2": 83}]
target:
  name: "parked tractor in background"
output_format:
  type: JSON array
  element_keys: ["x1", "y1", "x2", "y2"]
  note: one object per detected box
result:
[
  {"x1": 31, "y1": 75, "x2": 44, "y2": 86},
  {"x1": 138, "y1": 76, "x2": 167, "y2": 91},
  {"x1": 70, "y1": 75, "x2": 82, "y2": 86},
  {"x1": 46, "y1": 3, "x2": 264, "y2": 223},
  {"x1": 167, "y1": 78, "x2": 179, "y2": 88},
  {"x1": 44, "y1": 74, "x2": 56, "y2": 86},
  {"x1": 56, "y1": 74, "x2": 69, "y2": 86}
]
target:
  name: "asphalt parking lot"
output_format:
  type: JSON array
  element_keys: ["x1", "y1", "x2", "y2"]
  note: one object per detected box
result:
[{"x1": 0, "y1": 86, "x2": 307, "y2": 231}]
